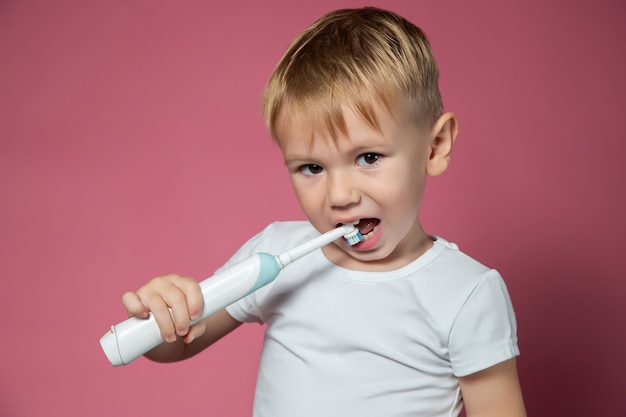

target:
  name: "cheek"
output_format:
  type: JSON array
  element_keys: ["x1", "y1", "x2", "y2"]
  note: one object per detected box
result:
[
  {"x1": 291, "y1": 178, "x2": 319, "y2": 213},
  {"x1": 375, "y1": 171, "x2": 424, "y2": 212}
]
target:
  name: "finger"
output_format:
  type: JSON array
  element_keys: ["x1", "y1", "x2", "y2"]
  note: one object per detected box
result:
[
  {"x1": 121, "y1": 291, "x2": 149, "y2": 319},
  {"x1": 174, "y1": 277, "x2": 204, "y2": 321},
  {"x1": 143, "y1": 292, "x2": 177, "y2": 343},
  {"x1": 162, "y1": 284, "x2": 192, "y2": 338},
  {"x1": 183, "y1": 319, "x2": 206, "y2": 344}
]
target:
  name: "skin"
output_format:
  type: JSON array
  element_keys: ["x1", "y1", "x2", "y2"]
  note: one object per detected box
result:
[{"x1": 123, "y1": 98, "x2": 526, "y2": 416}]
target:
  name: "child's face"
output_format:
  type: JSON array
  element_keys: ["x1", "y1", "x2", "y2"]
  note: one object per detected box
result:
[{"x1": 276, "y1": 99, "x2": 438, "y2": 271}]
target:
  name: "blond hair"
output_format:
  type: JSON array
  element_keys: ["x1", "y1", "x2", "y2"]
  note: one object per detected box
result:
[{"x1": 262, "y1": 7, "x2": 443, "y2": 141}]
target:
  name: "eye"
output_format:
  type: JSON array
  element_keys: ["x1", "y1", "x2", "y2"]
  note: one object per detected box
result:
[
  {"x1": 356, "y1": 153, "x2": 380, "y2": 167},
  {"x1": 300, "y1": 164, "x2": 324, "y2": 176}
]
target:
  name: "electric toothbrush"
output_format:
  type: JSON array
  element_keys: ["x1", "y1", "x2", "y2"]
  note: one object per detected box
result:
[{"x1": 100, "y1": 224, "x2": 363, "y2": 366}]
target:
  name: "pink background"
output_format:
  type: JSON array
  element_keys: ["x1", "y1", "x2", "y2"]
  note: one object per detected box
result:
[{"x1": 1, "y1": 0, "x2": 624, "y2": 415}]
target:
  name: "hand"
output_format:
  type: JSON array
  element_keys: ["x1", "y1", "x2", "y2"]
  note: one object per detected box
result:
[{"x1": 122, "y1": 274, "x2": 205, "y2": 344}]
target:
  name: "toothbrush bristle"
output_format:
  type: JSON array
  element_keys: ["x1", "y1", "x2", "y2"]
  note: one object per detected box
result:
[{"x1": 343, "y1": 228, "x2": 363, "y2": 246}]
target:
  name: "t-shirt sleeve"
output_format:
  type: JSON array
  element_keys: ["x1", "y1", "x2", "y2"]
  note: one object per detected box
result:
[
  {"x1": 448, "y1": 270, "x2": 520, "y2": 377},
  {"x1": 221, "y1": 223, "x2": 284, "y2": 325},
  {"x1": 204, "y1": 227, "x2": 268, "y2": 325}
]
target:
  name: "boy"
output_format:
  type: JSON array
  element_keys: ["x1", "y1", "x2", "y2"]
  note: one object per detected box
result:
[{"x1": 122, "y1": 7, "x2": 526, "y2": 417}]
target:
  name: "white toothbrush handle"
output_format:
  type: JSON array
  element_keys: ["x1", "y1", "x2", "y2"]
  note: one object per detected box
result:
[
  {"x1": 100, "y1": 253, "x2": 281, "y2": 366},
  {"x1": 100, "y1": 225, "x2": 357, "y2": 367}
]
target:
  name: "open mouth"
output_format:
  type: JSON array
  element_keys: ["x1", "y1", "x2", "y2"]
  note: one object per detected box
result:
[{"x1": 339, "y1": 218, "x2": 380, "y2": 240}]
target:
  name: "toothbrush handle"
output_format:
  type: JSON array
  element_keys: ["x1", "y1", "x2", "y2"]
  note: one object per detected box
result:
[{"x1": 100, "y1": 253, "x2": 281, "y2": 366}]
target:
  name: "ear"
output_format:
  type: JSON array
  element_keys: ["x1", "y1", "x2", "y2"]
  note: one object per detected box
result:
[{"x1": 426, "y1": 112, "x2": 459, "y2": 177}]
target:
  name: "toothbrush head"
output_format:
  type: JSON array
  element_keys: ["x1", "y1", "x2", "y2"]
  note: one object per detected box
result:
[{"x1": 343, "y1": 226, "x2": 363, "y2": 246}]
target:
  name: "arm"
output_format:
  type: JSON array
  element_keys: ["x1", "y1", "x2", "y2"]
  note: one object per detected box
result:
[
  {"x1": 143, "y1": 309, "x2": 242, "y2": 363},
  {"x1": 122, "y1": 274, "x2": 242, "y2": 363},
  {"x1": 458, "y1": 358, "x2": 526, "y2": 417}
]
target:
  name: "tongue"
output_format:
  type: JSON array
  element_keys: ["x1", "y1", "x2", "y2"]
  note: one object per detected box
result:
[{"x1": 356, "y1": 218, "x2": 379, "y2": 235}]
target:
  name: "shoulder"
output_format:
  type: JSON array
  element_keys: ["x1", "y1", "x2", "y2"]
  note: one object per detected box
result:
[
  {"x1": 430, "y1": 238, "x2": 520, "y2": 376},
  {"x1": 220, "y1": 221, "x2": 318, "y2": 266},
  {"x1": 261, "y1": 220, "x2": 317, "y2": 237},
  {"x1": 252, "y1": 221, "x2": 319, "y2": 251},
  {"x1": 415, "y1": 237, "x2": 515, "y2": 337},
  {"x1": 425, "y1": 236, "x2": 501, "y2": 292},
  {"x1": 431, "y1": 237, "x2": 492, "y2": 272}
]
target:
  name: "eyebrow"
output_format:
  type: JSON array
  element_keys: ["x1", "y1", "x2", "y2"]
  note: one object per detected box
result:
[{"x1": 282, "y1": 136, "x2": 390, "y2": 166}]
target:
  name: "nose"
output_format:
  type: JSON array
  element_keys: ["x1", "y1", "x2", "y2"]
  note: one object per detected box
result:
[{"x1": 326, "y1": 171, "x2": 360, "y2": 208}]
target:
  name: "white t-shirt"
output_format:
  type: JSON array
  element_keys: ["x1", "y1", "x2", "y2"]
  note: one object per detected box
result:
[{"x1": 224, "y1": 221, "x2": 519, "y2": 417}]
